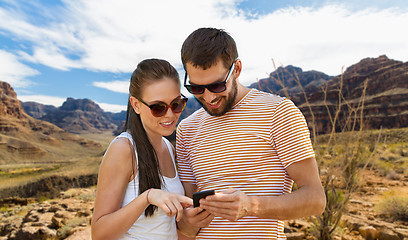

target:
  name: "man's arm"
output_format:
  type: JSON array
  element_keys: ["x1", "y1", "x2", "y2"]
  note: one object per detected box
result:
[{"x1": 199, "y1": 157, "x2": 326, "y2": 221}]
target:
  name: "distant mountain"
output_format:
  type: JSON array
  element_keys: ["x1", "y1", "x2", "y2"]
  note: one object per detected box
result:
[
  {"x1": 249, "y1": 65, "x2": 332, "y2": 97},
  {"x1": 106, "y1": 110, "x2": 127, "y2": 127},
  {"x1": 23, "y1": 96, "x2": 201, "y2": 136},
  {"x1": 23, "y1": 98, "x2": 119, "y2": 134},
  {"x1": 288, "y1": 55, "x2": 408, "y2": 133},
  {"x1": 21, "y1": 101, "x2": 57, "y2": 118},
  {"x1": 20, "y1": 55, "x2": 408, "y2": 136},
  {"x1": 0, "y1": 80, "x2": 101, "y2": 164}
]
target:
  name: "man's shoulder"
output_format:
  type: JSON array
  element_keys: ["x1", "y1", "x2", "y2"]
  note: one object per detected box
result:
[
  {"x1": 247, "y1": 88, "x2": 287, "y2": 108},
  {"x1": 179, "y1": 107, "x2": 206, "y2": 128}
]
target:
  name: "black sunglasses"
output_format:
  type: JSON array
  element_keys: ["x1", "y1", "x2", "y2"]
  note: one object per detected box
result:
[
  {"x1": 184, "y1": 61, "x2": 236, "y2": 95},
  {"x1": 138, "y1": 94, "x2": 188, "y2": 117}
]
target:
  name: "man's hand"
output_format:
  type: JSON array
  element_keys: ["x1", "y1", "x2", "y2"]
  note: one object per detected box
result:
[{"x1": 200, "y1": 188, "x2": 255, "y2": 221}]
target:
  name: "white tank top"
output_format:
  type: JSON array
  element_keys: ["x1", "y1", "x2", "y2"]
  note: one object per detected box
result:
[{"x1": 116, "y1": 132, "x2": 184, "y2": 240}]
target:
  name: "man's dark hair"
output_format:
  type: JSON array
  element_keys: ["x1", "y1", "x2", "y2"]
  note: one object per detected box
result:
[{"x1": 181, "y1": 27, "x2": 238, "y2": 70}]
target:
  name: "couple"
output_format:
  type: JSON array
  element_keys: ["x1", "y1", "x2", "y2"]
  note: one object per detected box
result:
[{"x1": 91, "y1": 27, "x2": 326, "y2": 240}]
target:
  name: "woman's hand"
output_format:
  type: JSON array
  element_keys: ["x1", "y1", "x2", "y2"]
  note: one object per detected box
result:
[{"x1": 147, "y1": 189, "x2": 193, "y2": 221}]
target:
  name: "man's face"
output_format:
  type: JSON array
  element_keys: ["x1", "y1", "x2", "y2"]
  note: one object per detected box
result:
[{"x1": 185, "y1": 59, "x2": 237, "y2": 116}]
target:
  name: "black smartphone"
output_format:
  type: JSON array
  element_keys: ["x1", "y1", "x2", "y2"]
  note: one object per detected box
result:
[{"x1": 193, "y1": 190, "x2": 215, "y2": 207}]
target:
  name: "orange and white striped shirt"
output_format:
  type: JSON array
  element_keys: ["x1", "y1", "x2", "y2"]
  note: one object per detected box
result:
[{"x1": 176, "y1": 89, "x2": 315, "y2": 239}]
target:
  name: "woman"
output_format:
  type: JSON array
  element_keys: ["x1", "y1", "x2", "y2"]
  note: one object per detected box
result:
[{"x1": 91, "y1": 59, "x2": 192, "y2": 240}]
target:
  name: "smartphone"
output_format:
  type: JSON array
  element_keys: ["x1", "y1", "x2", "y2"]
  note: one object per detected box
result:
[{"x1": 193, "y1": 190, "x2": 215, "y2": 207}]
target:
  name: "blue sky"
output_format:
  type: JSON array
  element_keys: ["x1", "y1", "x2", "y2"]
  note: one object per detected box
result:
[{"x1": 1, "y1": 0, "x2": 408, "y2": 112}]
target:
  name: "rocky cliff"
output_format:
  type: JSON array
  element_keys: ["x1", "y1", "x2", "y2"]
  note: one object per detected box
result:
[
  {"x1": 0, "y1": 81, "x2": 28, "y2": 120},
  {"x1": 0, "y1": 80, "x2": 101, "y2": 164},
  {"x1": 294, "y1": 55, "x2": 408, "y2": 134},
  {"x1": 21, "y1": 102, "x2": 57, "y2": 118}
]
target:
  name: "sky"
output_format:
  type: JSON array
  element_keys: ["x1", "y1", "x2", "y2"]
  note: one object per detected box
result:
[{"x1": 1, "y1": 0, "x2": 408, "y2": 113}]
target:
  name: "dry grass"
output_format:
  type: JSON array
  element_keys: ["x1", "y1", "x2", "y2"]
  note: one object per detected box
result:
[
  {"x1": 78, "y1": 130, "x2": 115, "y2": 148},
  {"x1": 0, "y1": 131, "x2": 113, "y2": 192},
  {"x1": 376, "y1": 190, "x2": 408, "y2": 221}
]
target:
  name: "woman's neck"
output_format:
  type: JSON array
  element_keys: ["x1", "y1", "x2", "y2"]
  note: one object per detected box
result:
[{"x1": 146, "y1": 132, "x2": 164, "y2": 151}]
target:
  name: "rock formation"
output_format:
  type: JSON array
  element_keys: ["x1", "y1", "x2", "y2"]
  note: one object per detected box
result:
[
  {"x1": 39, "y1": 98, "x2": 117, "y2": 134},
  {"x1": 0, "y1": 80, "x2": 101, "y2": 164},
  {"x1": 21, "y1": 102, "x2": 57, "y2": 119},
  {"x1": 249, "y1": 65, "x2": 332, "y2": 97},
  {"x1": 0, "y1": 81, "x2": 28, "y2": 120},
  {"x1": 295, "y1": 55, "x2": 408, "y2": 134}
]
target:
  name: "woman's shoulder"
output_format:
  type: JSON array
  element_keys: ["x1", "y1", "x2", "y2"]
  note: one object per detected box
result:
[
  {"x1": 102, "y1": 136, "x2": 135, "y2": 170},
  {"x1": 107, "y1": 132, "x2": 134, "y2": 151}
]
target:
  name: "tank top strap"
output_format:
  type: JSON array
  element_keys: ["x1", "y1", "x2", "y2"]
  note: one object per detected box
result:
[{"x1": 115, "y1": 132, "x2": 138, "y2": 166}]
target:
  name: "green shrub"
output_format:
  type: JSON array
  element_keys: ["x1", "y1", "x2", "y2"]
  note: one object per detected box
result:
[
  {"x1": 57, "y1": 217, "x2": 87, "y2": 239},
  {"x1": 78, "y1": 192, "x2": 94, "y2": 202}
]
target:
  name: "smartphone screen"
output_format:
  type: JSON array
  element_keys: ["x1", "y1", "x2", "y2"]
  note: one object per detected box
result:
[{"x1": 193, "y1": 190, "x2": 215, "y2": 207}]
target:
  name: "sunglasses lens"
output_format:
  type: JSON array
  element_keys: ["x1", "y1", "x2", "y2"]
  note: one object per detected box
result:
[
  {"x1": 187, "y1": 85, "x2": 205, "y2": 94},
  {"x1": 171, "y1": 98, "x2": 187, "y2": 113},
  {"x1": 207, "y1": 82, "x2": 226, "y2": 93},
  {"x1": 150, "y1": 103, "x2": 167, "y2": 117}
]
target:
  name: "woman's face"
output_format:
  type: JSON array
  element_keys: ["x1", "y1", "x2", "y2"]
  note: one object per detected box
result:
[{"x1": 133, "y1": 77, "x2": 183, "y2": 139}]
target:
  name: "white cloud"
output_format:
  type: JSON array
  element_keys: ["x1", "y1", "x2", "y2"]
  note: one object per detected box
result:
[
  {"x1": 93, "y1": 80, "x2": 129, "y2": 94},
  {"x1": 96, "y1": 102, "x2": 127, "y2": 113},
  {"x1": 17, "y1": 95, "x2": 66, "y2": 107},
  {"x1": 0, "y1": 50, "x2": 39, "y2": 87},
  {"x1": 231, "y1": 5, "x2": 408, "y2": 84},
  {"x1": 1, "y1": 0, "x2": 408, "y2": 89}
]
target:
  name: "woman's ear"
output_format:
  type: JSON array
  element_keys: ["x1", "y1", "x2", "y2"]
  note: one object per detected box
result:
[{"x1": 129, "y1": 96, "x2": 141, "y2": 114}]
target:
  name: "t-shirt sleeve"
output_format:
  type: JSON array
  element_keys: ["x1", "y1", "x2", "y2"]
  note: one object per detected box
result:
[
  {"x1": 270, "y1": 98, "x2": 315, "y2": 168},
  {"x1": 176, "y1": 122, "x2": 197, "y2": 183}
]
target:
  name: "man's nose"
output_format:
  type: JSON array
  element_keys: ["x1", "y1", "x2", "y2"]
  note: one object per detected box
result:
[{"x1": 202, "y1": 88, "x2": 218, "y2": 103}]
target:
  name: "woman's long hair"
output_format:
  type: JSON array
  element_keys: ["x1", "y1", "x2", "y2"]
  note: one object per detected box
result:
[{"x1": 124, "y1": 59, "x2": 180, "y2": 216}]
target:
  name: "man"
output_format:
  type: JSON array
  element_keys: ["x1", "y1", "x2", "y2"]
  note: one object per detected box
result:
[{"x1": 176, "y1": 27, "x2": 326, "y2": 240}]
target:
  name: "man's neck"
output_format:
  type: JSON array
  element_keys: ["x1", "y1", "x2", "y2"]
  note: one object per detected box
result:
[{"x1": 234, "y1": 83, "x2": 251, "y2": 105}]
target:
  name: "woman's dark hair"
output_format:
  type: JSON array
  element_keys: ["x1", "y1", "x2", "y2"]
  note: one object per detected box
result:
[
  {"x1": 181, "y1": 27, "x2": 238, "y2": 70},
  {"x1": 124, "y1": 58, "x2": 180, "y2": 216}
]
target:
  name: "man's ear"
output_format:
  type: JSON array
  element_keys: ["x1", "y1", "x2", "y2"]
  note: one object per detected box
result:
[
  {"x1": 129, "y1": 96, "x2": 141, "y2": 114},
  {"x1": 234, "y1": 59, "x2": 242, "y2": 78}
]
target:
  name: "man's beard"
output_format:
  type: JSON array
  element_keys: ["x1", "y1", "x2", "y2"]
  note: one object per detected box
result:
[{"x1": 196, "y1": 78, "x2": 238, "y2": 117}]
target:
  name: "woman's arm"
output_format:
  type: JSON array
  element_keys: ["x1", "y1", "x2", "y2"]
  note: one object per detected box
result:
[
  {"x1": 91, "y1": 138, "x2": 149, "y2": 240},
  {"x1": 91, "y1": 138, "x2": 193, "y2": 240}
]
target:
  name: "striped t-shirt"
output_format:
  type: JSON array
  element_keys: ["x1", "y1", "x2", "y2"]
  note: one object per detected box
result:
[{"x1": 176, "y1": 88, "x2": 315, "y2": 239}]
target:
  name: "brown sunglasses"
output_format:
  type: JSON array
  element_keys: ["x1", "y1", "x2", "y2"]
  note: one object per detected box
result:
[{"x1": 137, "y1": 94, "x2": 188, "y2": 117}]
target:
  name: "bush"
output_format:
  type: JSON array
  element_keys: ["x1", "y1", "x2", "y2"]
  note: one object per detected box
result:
[
  {"x1": 377, "y1": 196, "x2": 408, "y2": 221},
  {"x1": 56, "y1": 217, "x2": 87, "y2": 239}
]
